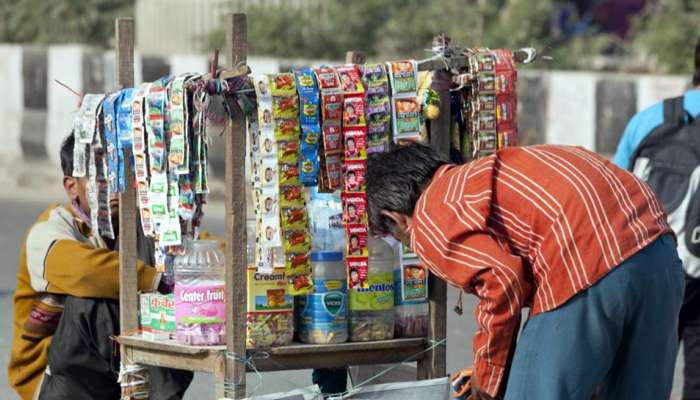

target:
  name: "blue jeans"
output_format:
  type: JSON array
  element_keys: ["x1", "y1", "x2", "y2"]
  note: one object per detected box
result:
[{"x1": 505, "y1": 234, "x2": 684, "y2": 400}]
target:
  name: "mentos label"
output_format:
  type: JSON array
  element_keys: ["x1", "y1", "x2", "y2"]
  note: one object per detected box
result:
[
  {"x1": 298, "y1": 279, "x2": 348, "y2": 341},
  {"x1": 349, "y1": 272, "x2": 394, "y2": 311}
]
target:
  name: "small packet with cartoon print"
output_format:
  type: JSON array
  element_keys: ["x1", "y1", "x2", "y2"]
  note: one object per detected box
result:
[
  {"x1": 343, "y1": 128, "x2": 367, "y2": 160},
  {"x1": 343, "y1": 160, "x2": 366, "y2": 193},
  {"x1": 283, "y1": 230, "x2": 311, "y2": 254}
]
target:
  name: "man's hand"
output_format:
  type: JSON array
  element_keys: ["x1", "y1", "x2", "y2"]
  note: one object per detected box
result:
[
  {"x1": 451, "y1": 368, "x2": 472, "y2": 399},
  {"x1": 451, "y1": 368, "x2": 499, "y2": 400}
]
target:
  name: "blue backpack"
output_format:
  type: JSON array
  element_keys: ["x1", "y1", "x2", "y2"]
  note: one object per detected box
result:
[{"x1": 630, "y1": 96, "x2": 700, "y2": 277}]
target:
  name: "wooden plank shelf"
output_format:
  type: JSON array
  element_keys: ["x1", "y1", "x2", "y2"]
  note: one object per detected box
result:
[{"x1": 119, "y1": 335, "x2": 429, "y2": 373}]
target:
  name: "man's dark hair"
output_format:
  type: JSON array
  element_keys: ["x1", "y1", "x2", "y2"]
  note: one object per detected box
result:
[
  {"x1": 367, "y1": 142, "x2": 449, "y2": 235},
  {"x1": 60, "y1": 132, "x2": 75, "y2": 177},
  {"x1": 694, "y1": 38, "x2": 700, "y2": 86},
  {"x1": 348, "y1": 204, "x2": 356, "y2": 210}
]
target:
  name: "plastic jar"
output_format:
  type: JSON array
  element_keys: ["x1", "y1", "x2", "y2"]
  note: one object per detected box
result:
[
  {"x1": 173, "y1": 239, "x2": 226, "y2": 346},
  {"x1": 297, "y1": 251, "x2": 349, "y2": 344},
  {"x1": 348, "y1": 237, "x2": 395, "y2": 342}
]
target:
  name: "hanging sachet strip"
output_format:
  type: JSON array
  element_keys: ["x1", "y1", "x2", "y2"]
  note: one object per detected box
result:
[
  {"x1": 132, "y1": 84, "x2": 153, "y2": 237},
  {"x1": 493, "y1": 49, "x2": 518, "y2": 150},
  {"x1": 314, "y1": 67, "x2": 344, "y2": 192},
  {"x1": 178, "y1": 75, "x2": 199, "y2": 224},
  {"x1": 93, "y1": 105, "x2": 114, "y2": 239},
  {"x1": 146, "y1": 80, "x2": 169, "y2": 233},
  {"x1": 270, "y1": 73, "x2": 313, "y2": 295},
  {"x1": 361, "y1": 64, "x2": 391, "y2": 154},
  {"x1": 293, "y1": 68, "x2": 321, "y2": 186},
  {"x1": 253, "y1": 74, "x2": 281, "y2": 274},
  {"x1": 168, "y1": 75, "x2": 189, "y2": 175},
  {"x1": 102, "y1": 92, "x2": 122, "y2": 194},
  {"x1": 387, "y1": 60, "x2": 425, "y2": 285},
  {"x1": 116, "y1": 88, "x2": 136, "y2": 192},
  {"x1": 72, "y1": 94, "x2": 105, "y2": 177},
  {"x1": 387, "y1": 60, "x2": 421, "y2": 142},
  {"x1": 472, "y1": 50, "x2": 498, "y2": 158},
  {"x1": 337, "y1": 65, "x2": 370, "y2": 290}
]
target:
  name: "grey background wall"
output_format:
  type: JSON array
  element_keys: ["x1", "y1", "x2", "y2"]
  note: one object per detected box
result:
[{"x1": 0, "y1": 44, "x2": 691, "y2": 169}]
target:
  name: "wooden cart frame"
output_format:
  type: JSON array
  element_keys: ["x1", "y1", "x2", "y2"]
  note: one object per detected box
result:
[{"x1": 115, "y1": 13, "x2": 450, "y2": 399}]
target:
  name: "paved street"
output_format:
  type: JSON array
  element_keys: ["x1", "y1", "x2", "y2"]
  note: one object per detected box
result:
[{"x1": 0, "y1": 189, "x2": 685, "y2": 399}]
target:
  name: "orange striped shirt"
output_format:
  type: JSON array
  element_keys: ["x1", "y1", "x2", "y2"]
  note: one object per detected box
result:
[{"x1": 409, "y1": 145, "x2": 671, "y2": 396}]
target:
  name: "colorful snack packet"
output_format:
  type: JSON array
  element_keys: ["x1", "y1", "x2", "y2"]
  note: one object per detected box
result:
[
  {"x1": 343, "y1": 129, "x2": 367, "y2": 160},
  {"x1": 322, "y1": 93, "x2": 344, "y2": 121},
  {"x1": 280, "y1": 207, "x2": 308, "y2": 231},
  {"x1": 341, "y1": 192, "x2": 368, "y2": 225},
  {"x1": 270, "y1": 73, "x2": 297, "y2": 96},
  {"x1": 279, "y1": 185, "x2": 305, "y2": 208},
  {"x1": 347, "y1": 258, "x2": 369, "y2": 289},
  {"x1": 387, "y1": 60, "x2": 418, "y2": 96},
  {"x1": 277, "y1": 140, "x2": 300, "y2": 164},
  {"x1": 342, "y1": 97, "x2": 366, "y2": 127},
  {"x1": 275, "y1": 118, "x2": 301, "y2": 142},
  {"x1": 299, "y1": 147, "x2": 320, "y2": 186},
  {"x1": 322, "y1": 123, "x2": 343, "y2": 155},
  {"x1": 343, "y1": 160, "x2": 366, "y2": 193},
  {"x1": 283, "y1": 230, "x2": 312, "y2": 254},
  {"x1": 278, "y1": 162, "x2": 300, "y2": 186},
  {"x1": 346, "y1": 224, "x2": 368, "y2": 257},
  {"x1": 314, "y1": 67, "x2": 340, "y2": 91},
  {"x1": 272, "y1": 95, "x2": 299, "y2": 118},
  {"x1": 336, "y1": 66, "x2": 364, "y2": 96},
  {"x1": 392, "y1": 97, "x2": 421, "y2": 139},
  {"x1": 75, "y1": 94, "x2": 106, "y2": 144}
]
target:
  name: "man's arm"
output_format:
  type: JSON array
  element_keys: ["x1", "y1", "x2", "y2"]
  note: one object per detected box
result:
[
  {"x1": 413, "y1": 228, "x2": 526, "y2": 398},
  {"x1": 410, "y1": 173, "x2": 528, "y2": 398},
  {"x1": 26, "y1": 222, "x2": 159, "y2": 299}
]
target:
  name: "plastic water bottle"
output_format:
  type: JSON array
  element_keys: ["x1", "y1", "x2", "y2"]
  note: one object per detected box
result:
[
  {"x1": 173, "y1": 239, "x2": 226, "y2": 346},
  {"x1": 348, "y1": 237, "x2": 395, "y2": 341}
]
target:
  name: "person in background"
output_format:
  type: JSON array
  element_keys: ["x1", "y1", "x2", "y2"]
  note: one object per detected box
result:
[
  {"x1": 8, "y1": 133, "x2": 192, "y2": 399},
  {"x1": 368, "y1": 142, "x2": 682, "y2": 400},
  {"x1": 613, "y1": 38, "x2": 700, "y2": 400}
]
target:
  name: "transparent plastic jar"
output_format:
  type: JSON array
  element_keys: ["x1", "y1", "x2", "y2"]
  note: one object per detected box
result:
[
  {"x1": 297, "y1": 251, "x2": 349, "y2": 344},
  {"x1": 173, "y1": 239, "x2": 226, "y2": 345},
  {"x1": 348, "y1": 238, "x2": 395, "y2": 342}
]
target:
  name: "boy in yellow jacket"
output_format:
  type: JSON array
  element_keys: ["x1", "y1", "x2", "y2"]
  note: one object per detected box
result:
[{"x1": 8, "y1": 134, "x2": 191, "y2": 399}]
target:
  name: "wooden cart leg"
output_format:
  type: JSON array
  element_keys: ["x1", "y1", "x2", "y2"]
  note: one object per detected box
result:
[
  {"x1": 417, "y1": 274, "x2": 447, "y2": 380},
  {"x1": 223, "y1": 12, "x2": 249, "y2": 400},
  {"x1": 418, "y1": 58, "x2": 451, "y2": 380},
  {"x1": 214, "y1": 355, "x2": 226, "y2": 399}
]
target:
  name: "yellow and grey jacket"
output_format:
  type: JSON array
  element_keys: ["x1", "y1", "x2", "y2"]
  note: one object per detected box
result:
[{"x1": 8, "y1": 204, "x2": 160, "y2": 400}]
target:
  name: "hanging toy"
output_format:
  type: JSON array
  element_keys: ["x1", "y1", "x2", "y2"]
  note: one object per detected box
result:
[{"x1": 422, "y1": 88, "x2": 440, "y2": 121}]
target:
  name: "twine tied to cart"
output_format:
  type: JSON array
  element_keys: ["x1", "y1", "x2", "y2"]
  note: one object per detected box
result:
[
  {"x1": 338, "y1": 337, "x2": 448, "y2": 398},
  {"x1": 218, "y1": 338, "x2": 447, "y2": 399},
  {"x1": 219, "y1": 350, "x2": 270, "y2": 398}
]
